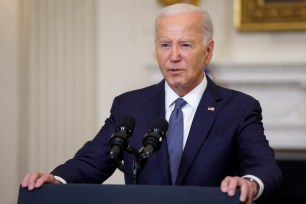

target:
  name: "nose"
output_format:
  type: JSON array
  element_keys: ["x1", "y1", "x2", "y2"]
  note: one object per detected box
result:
[{"x1": 170, "y1": 46, "x2": 181, "y2": 62}]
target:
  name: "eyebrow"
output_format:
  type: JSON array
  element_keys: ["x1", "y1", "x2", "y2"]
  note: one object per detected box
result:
[{"x1": 158, "y1": 39, "x2": 195, "y2": 43}]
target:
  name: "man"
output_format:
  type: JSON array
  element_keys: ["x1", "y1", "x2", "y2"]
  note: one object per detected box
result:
[{"x1": 22, "y1": 3, "x2": 282, "y2": 204}]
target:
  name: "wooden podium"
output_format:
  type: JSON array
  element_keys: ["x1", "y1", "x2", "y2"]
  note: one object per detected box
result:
[{"x1": 18, "y1": 184, "x2": 240, "y2": 204}]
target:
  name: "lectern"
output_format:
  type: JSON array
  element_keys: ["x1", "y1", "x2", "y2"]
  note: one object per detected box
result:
[{"x1": 18, "y1": 184, "x2": 240, "y2": 204}]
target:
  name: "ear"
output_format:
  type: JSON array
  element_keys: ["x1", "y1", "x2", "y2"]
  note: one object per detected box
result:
[{"x1": 204, "y1": 40, "x2": 214, "y2": 65}]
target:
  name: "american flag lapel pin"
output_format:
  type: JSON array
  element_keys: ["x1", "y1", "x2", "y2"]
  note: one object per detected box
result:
[{"x1": 207, "y1": 107, "x2": 215, "y2": 111}]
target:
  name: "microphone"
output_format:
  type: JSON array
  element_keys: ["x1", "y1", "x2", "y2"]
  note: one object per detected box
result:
[
  {"x1": 109, "y1": 115, "x2": 136, "y2": 160},
  {"x1": 140, "y1": 117, "x2": 169, "y2": 160}
]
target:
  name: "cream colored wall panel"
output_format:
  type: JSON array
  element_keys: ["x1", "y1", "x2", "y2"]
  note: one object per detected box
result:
[
  {"x1": 0, "y1": 0, "x2": 20, "y2": 203},
  {"x1": 25, "y1": 0, "x2": 98, "y2": 173}
]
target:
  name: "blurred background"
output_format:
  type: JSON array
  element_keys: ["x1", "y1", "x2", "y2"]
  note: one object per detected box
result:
[{"x1": 1, "y1": 0, "x2": 306, "y2": 203}]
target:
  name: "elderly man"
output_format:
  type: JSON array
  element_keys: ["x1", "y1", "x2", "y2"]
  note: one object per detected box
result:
[{"x1": 22, "y1": 3, "x2": 282, "y2": 204}]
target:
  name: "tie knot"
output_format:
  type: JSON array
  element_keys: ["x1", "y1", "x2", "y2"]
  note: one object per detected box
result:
[{"x1": 174, "y1": 98, "x2": 187, "y2": 110}]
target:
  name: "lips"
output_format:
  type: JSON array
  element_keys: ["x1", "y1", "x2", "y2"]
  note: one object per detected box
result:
[
  {"x1": 168, "y1": 68, "x2": 184, "y2": 74},
  {"x1": 168, "y1": 68, "x2": 183, "y2": 71}
]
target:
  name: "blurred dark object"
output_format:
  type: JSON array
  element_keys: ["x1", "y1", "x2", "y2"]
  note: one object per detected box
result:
[{"x1": 267, "y1": 159, "x2": 306, "y2": 204}]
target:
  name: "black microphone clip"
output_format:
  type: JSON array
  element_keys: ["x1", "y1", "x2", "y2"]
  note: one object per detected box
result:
[
  {"x1": 109, "y1": 115, "x2": 135, "y2": 160},
  {"x1": 140, "y1": 124, "x2": 167, "y2": 160}
]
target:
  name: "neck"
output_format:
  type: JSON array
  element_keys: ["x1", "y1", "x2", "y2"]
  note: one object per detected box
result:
[{"x1": 171, "y1": 75, "x2": 205, "y2": 97}]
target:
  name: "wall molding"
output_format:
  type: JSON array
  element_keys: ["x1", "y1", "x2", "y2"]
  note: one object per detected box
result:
[{"x1": 210, "y1": 62, "x2": 306, "y2": 150}]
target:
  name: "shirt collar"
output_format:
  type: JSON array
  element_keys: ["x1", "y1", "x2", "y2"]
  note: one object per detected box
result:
[{"x1": 165, "y1": 75, "x2": 207, "y2": 110}]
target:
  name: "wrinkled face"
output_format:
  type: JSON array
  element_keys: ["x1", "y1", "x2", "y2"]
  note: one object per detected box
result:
[{"x1": 155, "y1": 13, "x2": 214, "y2": 96}]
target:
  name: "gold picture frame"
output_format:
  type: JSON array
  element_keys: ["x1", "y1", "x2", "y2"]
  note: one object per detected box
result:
[{"x1": 234, "y1": 0, "x2": 306, "y2": 31}]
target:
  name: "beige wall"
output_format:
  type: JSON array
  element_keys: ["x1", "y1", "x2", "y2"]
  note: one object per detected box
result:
[
  {"x1": 0, "y1": 0, "x2": 19, "y2": 203},
  {"x1": 1, "y1": 0, "x2": 306, "y2": 203}
]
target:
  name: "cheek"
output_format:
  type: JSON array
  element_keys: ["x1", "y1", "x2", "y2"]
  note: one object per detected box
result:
[
  {"x1": 191, "y1": 52, "x2": 207, "y2": 67},
  {"x1": 184, "y1": 55, "x2": 199, "y2": 68},
  {"x1": 156, "y1": 52, "x2": 167, "y2": 64}
]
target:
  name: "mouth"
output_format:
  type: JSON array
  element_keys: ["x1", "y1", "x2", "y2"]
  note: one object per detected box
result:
[{"x1": 168, "y1": 68, "x2": 183, "y2": 73}]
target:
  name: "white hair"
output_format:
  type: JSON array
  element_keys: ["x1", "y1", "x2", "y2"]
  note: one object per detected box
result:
[{"x1": 155, "y1": 3, "x2": 214, "y2": 44}]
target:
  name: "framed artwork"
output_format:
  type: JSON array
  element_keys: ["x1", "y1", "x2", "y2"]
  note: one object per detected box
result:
[{"x1": 234, "y1": 0, "x2": 306, "y2": 31}]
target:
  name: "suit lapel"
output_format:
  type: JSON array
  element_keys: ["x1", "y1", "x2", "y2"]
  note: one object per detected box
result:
[
  {"x1": 144, "y1": 80, "x2": 171, "y2": 183},
  {"x1": 144, "y1": 82, "x2": 165, "y2": 126},
  {"x1": 176, "y1": 77, "x2": 223, "y2": 185}
]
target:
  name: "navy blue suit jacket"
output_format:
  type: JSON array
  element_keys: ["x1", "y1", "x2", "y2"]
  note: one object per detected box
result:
[{"x1": 52, "y1": 77, "x2": 282, "y2": 202}]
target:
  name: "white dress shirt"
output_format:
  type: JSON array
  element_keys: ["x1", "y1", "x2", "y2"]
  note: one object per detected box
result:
[{"x1": 165, "y1": 76, "x2": 207, "y2": 148}]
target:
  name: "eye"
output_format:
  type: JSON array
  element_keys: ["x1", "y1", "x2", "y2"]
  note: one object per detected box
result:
[
  {"x1": 161, "y1": 43, "x2": 170, "y2": 49},
  {"x1": 181, "y1": 43, "x2": 192, "y2": 49}
]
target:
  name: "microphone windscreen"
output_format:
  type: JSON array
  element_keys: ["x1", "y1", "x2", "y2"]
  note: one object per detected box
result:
[
  {"x1": 116, "y1": 115, "x2": 136, "y2": 130},
  {"x1": 149, "y1": 117, "x2": 169, "y2": 132}
]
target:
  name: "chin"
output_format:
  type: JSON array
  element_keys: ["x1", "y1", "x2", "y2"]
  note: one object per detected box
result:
[{"x1": 169, "y1": 80, "x2": 185, "y2": 89}]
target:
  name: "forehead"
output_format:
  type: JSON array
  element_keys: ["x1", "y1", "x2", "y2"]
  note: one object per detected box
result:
[{"x1": 156, "y1": 13, "x2": 203, "y2": 40}]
